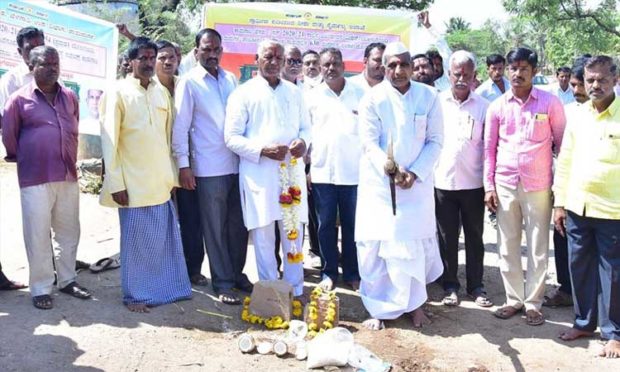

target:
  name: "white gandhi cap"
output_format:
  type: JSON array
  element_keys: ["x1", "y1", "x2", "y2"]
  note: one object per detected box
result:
[{"x1": 384, "y1": 41, "x2": 409, "y2": 57}]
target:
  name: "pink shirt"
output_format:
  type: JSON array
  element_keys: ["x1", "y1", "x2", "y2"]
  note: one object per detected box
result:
[
  {"x1": 2, "y1": 81, "x2": 79, "y2": 188},
  {"x1": 484, "y1": 87, "x2": 565, "y2": 192}
]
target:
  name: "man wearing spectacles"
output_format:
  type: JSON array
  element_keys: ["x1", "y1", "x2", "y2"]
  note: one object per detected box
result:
[{"x1": 281, "y1": 45, "x2": 304, "y2": 87}]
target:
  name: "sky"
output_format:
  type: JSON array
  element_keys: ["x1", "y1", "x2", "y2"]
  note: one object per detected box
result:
[{"x1": 428, "y1": 0, "x2": 510, "y2": 33}]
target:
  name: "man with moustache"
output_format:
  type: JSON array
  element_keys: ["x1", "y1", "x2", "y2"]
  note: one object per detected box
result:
[
  {"x1": 173, "y1": 28, "x2": 252, "y2": 304},
  {"x1": 282, "y1": 45, "x2": 304, "y2": 87},
  {"x1": 306, "y1": 47, "x2": 364, "y2": 291},
  {"x1": 434, "y1": 51, "x2": 491, "y2": 308},
  {"x1": 349, "y1": 42, "x2": 386, "y2": 93},
  {"x1": 476, "y1": 54, "x2": 511, "y2": 103},
  {"x1": 3, "y1": 46, "x2": 89, "y2": 309},
  {"x1": 225, "y1": 40, "x2": 310, "y2": 299},
  {"x1": 356, "y1": 42, "x2": 444, "y2": 330},
  {"x1": 485, "y1": 47, "x2": 566, "y2": 326},
  {"x1": 302, "y1": 50, "x2": 322, "y2": 90},
  {"x1": 100, "y1": 37, "x2": 191, "y2": 313},
  {"x1": 411, "y1": 53, "x2": 436, "y2": 87},
  {"x1": 553, "y1": 55, "x2": 620, "y2": 358}
]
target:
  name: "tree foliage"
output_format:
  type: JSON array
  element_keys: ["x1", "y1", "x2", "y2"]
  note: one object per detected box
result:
[
  {"x1": 502, "y1": 0, "x2": 620, "y2": 70},
  {"x1": 445, "y1": 17, "x2": 471, "y2": 33},
  {"x1": 446, "y1": 20, "x2": 510, "y2": 79}
]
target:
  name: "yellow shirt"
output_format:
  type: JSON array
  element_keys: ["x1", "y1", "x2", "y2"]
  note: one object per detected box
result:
[
  {"x1": 553, "y1": 96, "x2": 620, "y2": 219},
  {"x1": 99, "y1": 76, "x2": 178, "y2": 208}
]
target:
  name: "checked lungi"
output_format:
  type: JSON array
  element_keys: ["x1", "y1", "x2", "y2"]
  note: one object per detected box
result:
[{"x1": 119, "y1": 199, "x2": 192, "y2": 306}]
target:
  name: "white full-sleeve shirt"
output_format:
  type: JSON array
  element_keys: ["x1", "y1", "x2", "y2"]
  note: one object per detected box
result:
[
  {"x1": 225, "y1": 75, "x2": 311, "y2": 230},
  {"x1": 355, "y1": 80, "x2": 444, "y2": 242},
  {"x1": 434, "y1": 90, "x2": 489, "y2": 191},
  {"x1": 172, "y1": 65, "x2": 239, "y2": 177},
  {"x1": 306, "y1": 80, "x2": 364, "y2": 185}
]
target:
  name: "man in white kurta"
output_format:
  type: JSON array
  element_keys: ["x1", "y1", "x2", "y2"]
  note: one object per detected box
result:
[
  {"x1": 225, "y1": 40, "x2": 310, "y2": 297},
  {"x1": 356, "y1": 42, "x2": 444, "y2": 329}
]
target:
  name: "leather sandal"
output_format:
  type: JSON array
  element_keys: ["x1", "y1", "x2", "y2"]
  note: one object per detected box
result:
[{"x1": 32, "y1": 295, "x2": 53, "y2": 310}]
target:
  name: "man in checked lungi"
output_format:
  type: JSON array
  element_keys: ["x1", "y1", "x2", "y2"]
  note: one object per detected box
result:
[{"x1": 99, "y1": 37, "x2": 192, "y2": 312}]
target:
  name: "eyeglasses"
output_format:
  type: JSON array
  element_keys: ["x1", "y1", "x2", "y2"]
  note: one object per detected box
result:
[{"x1": 286, "y1": 58, "x2": 303, "y2": 66}]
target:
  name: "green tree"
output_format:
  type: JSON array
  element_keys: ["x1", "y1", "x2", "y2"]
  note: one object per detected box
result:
[
  {"x1": 502, "y1": 0, "x2": 620, "y2": 71},
  {"x1": 445, "y1": 16, "x2": 471, "y2": 33},
  {"x1": 446, "y1": 20, "x2": 510, "y2": 79}
]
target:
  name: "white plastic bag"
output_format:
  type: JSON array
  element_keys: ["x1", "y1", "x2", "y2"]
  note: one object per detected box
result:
[
  {"x1": 306, "y1": 327, "x2": 354, "y2": 369},
  {"x1": 348, "y1": 344, "x2": 391, "y2": 372}
]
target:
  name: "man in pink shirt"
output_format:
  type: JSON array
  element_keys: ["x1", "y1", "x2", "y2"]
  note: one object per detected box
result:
[{"x1": 484, "y1": 47, "x2": 566, "y2": 326}]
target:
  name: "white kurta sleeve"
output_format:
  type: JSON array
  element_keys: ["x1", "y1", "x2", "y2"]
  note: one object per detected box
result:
[
  {"x1": 172, "y1": 77, "x2": 193, "y2": 169},
  {"x1": 408, "y1": 93, "x2": 443, "y2": 182},
  {"x1": 224, "y1": 90, "x2": 263, "y2": 164},
  {"x1": 297, "y1": 91, "x2": 312, "y2": 149},
  {"x1": 359, "y1": 93, "x2": 387, "y2": 175}
]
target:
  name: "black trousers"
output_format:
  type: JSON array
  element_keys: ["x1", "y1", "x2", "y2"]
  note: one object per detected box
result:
[
  {"x1": 435, "y1": 188, "x2": 485, "y2": 293},
  {"x1": 553, "y1": 229, "x2": 572, "y2": 295},
  {"x1": 176, "y1": 188, "x2": 206, "y2": 278}
]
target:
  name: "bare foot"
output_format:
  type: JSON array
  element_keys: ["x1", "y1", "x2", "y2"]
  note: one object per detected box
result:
[
  {"x1": 558, "y1": 328, "x2": 594, "y2": 341},
  {"x1": 318, "y1": 277, "x2": 334, "y2": 291},
  {"x1": 362, "y1": 318, "x2": 385, "y2": 331},
  {"x1": 411, "y1": 307, "x2": 431, "y2": 328},
  {"x1": 126, "y1": 303, "x2": 150, "y2": 313},
  {"x1": 599, "y1": 340, "x2": 620, "y2": 358}
]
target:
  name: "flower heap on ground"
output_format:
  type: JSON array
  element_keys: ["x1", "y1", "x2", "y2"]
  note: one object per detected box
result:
[
  {"x1": 241, "y1": 296, "x2": 303, "y2": 330},
  {"x1": 306, "y1": 286, "x2": 337, "y2": 338},
  {"x1": 278, "y1": 156, "x2": 303, "y2": 264}
]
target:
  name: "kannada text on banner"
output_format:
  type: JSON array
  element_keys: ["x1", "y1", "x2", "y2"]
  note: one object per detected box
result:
[
  {"x1": 203, "y1": 2, "x2": 416, "y2": 82},
  {"x1": 0, "y1": 0, "x2": 117, "y2": 139}
]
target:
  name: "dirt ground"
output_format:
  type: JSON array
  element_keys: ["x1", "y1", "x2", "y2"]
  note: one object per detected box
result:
[{"x1": 0, "y1": 160, "x2": 615, "y2": 372}]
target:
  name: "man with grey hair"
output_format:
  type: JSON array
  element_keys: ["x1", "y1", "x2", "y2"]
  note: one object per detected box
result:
[
  {"x1": 3, "y1": 45, "x2": 90, "y2": 309},
  {"x1": 434, "y1": 50, "x2": 491, "y2": 308},
  {"x1": 281, "y1": 45, "x2": 303, "y2": 87},
  {"x1": 356, "y1": 41, "x2": 443, "y2": 330},
  {"x1": 225, "y1": 40, "x2": 310, "y2": 298}
]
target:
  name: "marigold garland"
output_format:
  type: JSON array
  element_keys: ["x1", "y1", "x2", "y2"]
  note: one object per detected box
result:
[
  {"x1": 279, "y1": 157, "x2": 303, "y2": 264},
  {"x1": 241, "y1": 296, "x2": 303, "y2": 330},
  {"x1": 306, "y1": 287, "x2": 337, "y2": 339}
]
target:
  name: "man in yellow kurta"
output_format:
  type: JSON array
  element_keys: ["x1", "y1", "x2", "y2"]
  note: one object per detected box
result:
[
  {"x1": 100, "y1": 37, "x2": 191, "y2": 313},
  {"x1": 553, "y1": 55, "x2": 620, "y2": 358}
]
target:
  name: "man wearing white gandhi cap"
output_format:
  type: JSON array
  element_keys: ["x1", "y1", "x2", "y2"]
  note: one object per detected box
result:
[{"x1": 356, "y1": 41, "x2": 444, "y2": 330}]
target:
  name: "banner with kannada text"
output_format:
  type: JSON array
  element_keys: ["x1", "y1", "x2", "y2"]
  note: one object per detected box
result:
[
  {"x1": 203, "y1": 2, "x2": 418, "y2": 82},
  {"x1": 0, "y1": 0, "x2": 117, "y2": 142}
]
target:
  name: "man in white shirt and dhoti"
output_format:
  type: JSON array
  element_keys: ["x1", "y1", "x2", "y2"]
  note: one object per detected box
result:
[
  {"x1": 225, "y1": 40, "x2": 310, "y2": 298},
  {"x1": 356, "y1": 41, "x2": 444, "y2": 330}
]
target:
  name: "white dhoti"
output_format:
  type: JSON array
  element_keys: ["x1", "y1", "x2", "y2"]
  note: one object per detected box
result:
[
  {"x1": 250, "y1": 221, "x2": 304, "y2": 296},
  {"x1": 357, "y1": 238, "x2": 443, "y2": 320}
]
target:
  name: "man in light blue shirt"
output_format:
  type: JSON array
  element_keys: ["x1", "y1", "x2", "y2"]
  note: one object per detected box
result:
[
  {"x1": 172, "y1": 28, "x2": 251, "y2": 305},
  {"x1": 476, "y1": 54, "x2": 511, "y2": 102}
]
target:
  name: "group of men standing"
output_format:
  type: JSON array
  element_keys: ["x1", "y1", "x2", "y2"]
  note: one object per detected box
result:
[{"x1": 1, "y1": 19, "x2": 619, "y2": 358}]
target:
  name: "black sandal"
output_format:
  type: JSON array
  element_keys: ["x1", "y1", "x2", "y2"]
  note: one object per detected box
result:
[
  {"x1": 32, "y1": 295, "x2": 53, "y2": 310},
  {"x1": 59, "y1": 282, "x2": 92, "y2": 299}
]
